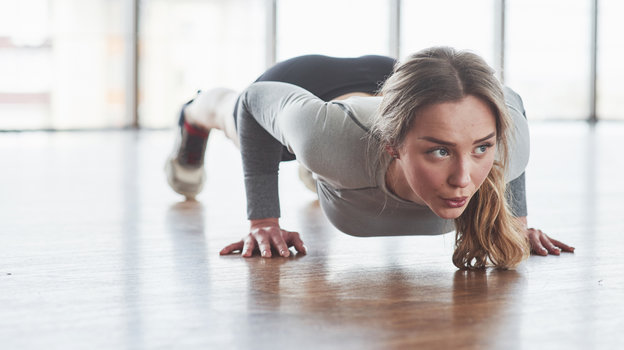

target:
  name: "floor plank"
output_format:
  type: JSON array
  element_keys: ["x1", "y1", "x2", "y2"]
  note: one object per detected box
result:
[{"x1": 1, "y1": 122, "x2": 623, "y2": 349}]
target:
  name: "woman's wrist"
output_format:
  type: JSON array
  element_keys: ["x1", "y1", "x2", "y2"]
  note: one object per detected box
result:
[{"x1": 249, "y1": 217, "x2": 280, "y2": 230}]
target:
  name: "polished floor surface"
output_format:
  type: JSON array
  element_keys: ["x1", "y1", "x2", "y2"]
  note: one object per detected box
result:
[{"x1": 1, "y1": 122, "x2": 623, "y2": 349}]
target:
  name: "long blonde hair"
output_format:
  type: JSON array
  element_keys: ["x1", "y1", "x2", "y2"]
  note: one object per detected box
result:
[{"x1": 369, "y1": 47, "x2": 529, "y2": 269}]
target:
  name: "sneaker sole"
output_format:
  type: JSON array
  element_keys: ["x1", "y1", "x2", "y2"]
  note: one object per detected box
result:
[{"x1": 165, "y1": 156, "x2": 205, "y2": 199}]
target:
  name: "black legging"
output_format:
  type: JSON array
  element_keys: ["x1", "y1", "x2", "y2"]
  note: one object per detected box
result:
[
  {"x1": 254, "y1": 54, "x2": 396, "y2": 100},
  {"x1": 235, "y1": 54, "x2": 396, "y2": 161}
]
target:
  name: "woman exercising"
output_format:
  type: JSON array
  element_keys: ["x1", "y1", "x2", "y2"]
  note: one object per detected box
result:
[{"x1": 165, "y1": 47, "x2": 574, "y2": 269}]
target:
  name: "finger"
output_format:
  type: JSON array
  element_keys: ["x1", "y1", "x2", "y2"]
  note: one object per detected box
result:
[
  {"x1": 539, "y1": 233, "x2": 561, "y2": 256},
  {"x1": 548, "y1": 237, "x2": 575, "y2": 253},
  {"x1": 285, "y1": 231, "x2": 307, "y2": 255},
  {"x1": 270, "y1": 232, "x2": 290, "y2": 257},
  {"x1": 254, "y1": 233, "x2": 273, "y2": 258},
  {"x1": 528, "y1": 229, "x2": 548, "y2": 256},
  {"x1": 242, "y1": 235, "x2": 257, "y2": 258},
  {"x1": 220, "y1": 240, "x2": 244, "y2": 255}
]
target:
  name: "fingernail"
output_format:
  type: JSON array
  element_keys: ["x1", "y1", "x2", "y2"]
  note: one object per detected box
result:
[{"x1": 262, "y1": 250, "x2": 269, "y2": 257}]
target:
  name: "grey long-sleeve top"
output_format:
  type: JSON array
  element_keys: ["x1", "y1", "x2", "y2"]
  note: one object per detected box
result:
[{"x1": 236, "y1": 81, "x2": 530, "y2": 237}]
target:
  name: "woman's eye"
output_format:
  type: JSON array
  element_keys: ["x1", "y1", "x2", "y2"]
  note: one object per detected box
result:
[
  {"x1": 474, "y1": 144, "x2": 491, "y2": 154},
  {"x1": 430, "y1": 148, "x2": 449, "y2": 158}
]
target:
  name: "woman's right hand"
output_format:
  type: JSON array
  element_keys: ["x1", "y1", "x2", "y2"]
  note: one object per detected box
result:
[{"x1": 219, "y1": 218, "x2": 307, "y2": 258}]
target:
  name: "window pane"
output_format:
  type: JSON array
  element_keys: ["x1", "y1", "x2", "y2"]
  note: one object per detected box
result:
[
  {"x1": 276, "y1": 0, "x2": 389, "y2": 60},
  {"x1": 597, "y1": 0, "x2": 624, "y2": 120},
  {"x1": 0, "y1": 0, "x2": 127, "y2": 130},
  {"x1": 401, "y1": 0, "x2": 497, "y2": 67},
  {"x1": 139, "y1": 0, "x2": 266, "y2": 128},
  {"x1": 506, "y1": 0, "x2": 591, "y2": 120}
]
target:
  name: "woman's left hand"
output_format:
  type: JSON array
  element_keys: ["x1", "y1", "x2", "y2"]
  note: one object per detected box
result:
[{"x1": 517, "y1": 217, "x2": 575, "y2": 256}]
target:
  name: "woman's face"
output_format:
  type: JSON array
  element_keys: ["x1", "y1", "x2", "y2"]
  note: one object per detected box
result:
[{"x1": 391, "y1": 95, "x2": 497, "y2": 219}]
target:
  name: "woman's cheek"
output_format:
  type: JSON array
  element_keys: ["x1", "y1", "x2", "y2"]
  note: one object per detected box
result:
[
  {"x1": 475, "y1": 160, "x2": 494, "y2": 187},
  {"x1": 413, "y1": 164, "x2": 444, "y2": 193}
]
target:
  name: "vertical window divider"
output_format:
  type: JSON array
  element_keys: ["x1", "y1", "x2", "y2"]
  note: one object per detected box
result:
[
  {"x1": 266, "y1": 0, "x2": 277, "y2": 68},
  {"x1": 494, "y1": 0, "x2": 506, "y2": 84},
  {"x1": 590, "y1": 0, "x2": 598, "y2": 123},
  {"x1": 389, "y1": 0, "x2": 401, "y2": 59},
  {"x1": 126, "y1": 0, "x2": 139, "y2": 128}
]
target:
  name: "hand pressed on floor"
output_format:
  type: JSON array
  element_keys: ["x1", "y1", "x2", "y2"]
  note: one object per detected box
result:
[
  {"x1": 517, "y1": 217, "x2": 575, "y2": 256},
  {"x1": 219, "y1": 218, "x2": 307, "y2": 258}
]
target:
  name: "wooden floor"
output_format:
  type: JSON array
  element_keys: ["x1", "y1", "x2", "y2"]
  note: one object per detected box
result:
[{"x1": 1, "y1": 122, "x2": 623, "y2": 349}]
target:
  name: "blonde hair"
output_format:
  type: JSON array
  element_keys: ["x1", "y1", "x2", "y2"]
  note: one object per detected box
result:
[{"x1": 369, "y1": 47, "x2": 529, "y2": 269}]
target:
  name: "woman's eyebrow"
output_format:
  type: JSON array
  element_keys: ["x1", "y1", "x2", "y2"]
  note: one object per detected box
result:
[
  {"x1": 418, "y1": 132, "x2": 496, "y2": 146},
  {"x1": 472, "y1": 132, "x2": 496, "y2": 144}
]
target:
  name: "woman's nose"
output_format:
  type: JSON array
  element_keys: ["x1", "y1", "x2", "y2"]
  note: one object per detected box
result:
[{"x1": 448, "y1": 157, "x2": 471, "y2": 188}]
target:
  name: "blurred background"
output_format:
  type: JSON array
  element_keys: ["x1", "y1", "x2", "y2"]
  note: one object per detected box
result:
[{"x1": 0, "y1": 0, "x2": 622, "y2": 130}]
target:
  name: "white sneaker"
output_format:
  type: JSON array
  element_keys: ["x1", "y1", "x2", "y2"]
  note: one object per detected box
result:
[{"x1": 165, "y1": 105, "x2": 209, "y2": 200}]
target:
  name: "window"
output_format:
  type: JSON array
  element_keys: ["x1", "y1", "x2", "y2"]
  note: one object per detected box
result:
[
  {"x1": 401, "y1": 0, "x2": 497, "y2": 67},
  {"x1": 506, "y1": 0, "x2": 591, "y2": 120},
  {"x1": 276, "y1": 0, "x2": 389, "y2": 60},
  {"x1": 139, "y1": 0, "x2": 267, "y2": 128},
  {"x1": 0, "y1": 0, "x2": 127, "y2": 130},
  {"x1": 597, "y1": 0, "x2": 624, "y2": 120},
  {"x1": 1, "y1": 0, "x2": 621, "y2": 130}
]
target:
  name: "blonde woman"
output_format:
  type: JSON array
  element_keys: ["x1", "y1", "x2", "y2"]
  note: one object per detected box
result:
[{"x1": 166, "y1": 47, "x2": 574, "y2": 269}]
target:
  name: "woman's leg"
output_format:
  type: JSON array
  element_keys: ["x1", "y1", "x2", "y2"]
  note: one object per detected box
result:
[
  {"x1": 184, "y1": 88, "x2": 240, "y2": 148},
  {"x1": 248, "y1": 54, "x2": 396, "y2": 192},
  {"x1": 238, "y1": 54, "x2": 396, "y2": 160},
  {"x1": 185, "y1": 54, "x2": 396, "y2": 149},
  {"x1": 166, "y1": 54, "x2": 395, "y2": 198}
]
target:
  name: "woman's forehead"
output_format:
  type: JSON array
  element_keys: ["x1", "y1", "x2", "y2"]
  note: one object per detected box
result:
[{"x1": 408, "y1": 96, "x2": 497, "y2": 140}]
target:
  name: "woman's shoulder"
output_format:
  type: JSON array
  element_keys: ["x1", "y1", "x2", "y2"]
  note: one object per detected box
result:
[{"x1": 503, "y1": 87, "x2": 530, "y2": 182}]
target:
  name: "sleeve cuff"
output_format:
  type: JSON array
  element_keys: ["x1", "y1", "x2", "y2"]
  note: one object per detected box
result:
[{"x1": 245, "y1": 174, "x2": 281, "y2": 219}]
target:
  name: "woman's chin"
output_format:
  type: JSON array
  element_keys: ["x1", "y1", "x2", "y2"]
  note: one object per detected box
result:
[{"x1": 432, "y1": 206, "x2": 467, "y2": 220}]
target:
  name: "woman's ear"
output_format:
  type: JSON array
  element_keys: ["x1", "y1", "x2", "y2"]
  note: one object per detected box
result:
[{"x1": 385, "y1": 145, "x2": 399, "y2": 159}]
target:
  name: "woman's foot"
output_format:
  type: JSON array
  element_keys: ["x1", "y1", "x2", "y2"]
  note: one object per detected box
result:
[
  {"x1": 165, "y1": 101, "x2": 210, "y2": 200},
  {"x1": 165, "y1": 88, "x2": 239, "y2": 199}
]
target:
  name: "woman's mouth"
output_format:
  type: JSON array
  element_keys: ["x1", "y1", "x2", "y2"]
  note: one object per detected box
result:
[{"x1": 442, "y1": 196, "x2": 468, "y2": 208}]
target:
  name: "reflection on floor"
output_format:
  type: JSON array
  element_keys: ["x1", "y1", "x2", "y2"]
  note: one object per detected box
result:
[{"x1": 1, "y1": 122, "x2": 623, "y2": 349}]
